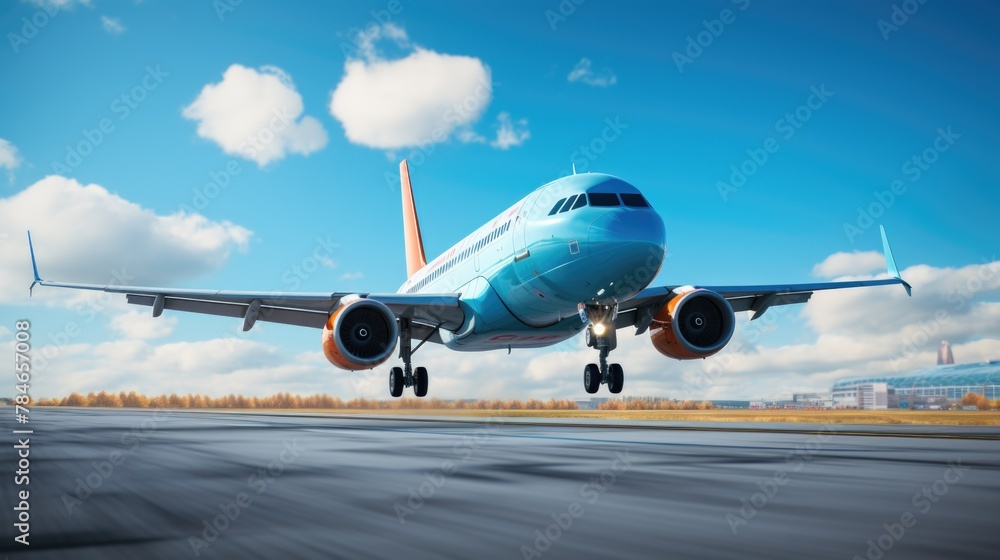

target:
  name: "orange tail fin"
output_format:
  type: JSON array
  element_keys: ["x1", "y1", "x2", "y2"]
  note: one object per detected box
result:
[{"x1": 400, "y1": 160, "x2": 427, "y2": 278}]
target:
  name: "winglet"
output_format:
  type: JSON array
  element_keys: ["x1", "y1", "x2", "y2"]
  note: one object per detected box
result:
[
  {"x1": 27, "y1": 231, "x2": 41, "y2": 297},
  {"x1": 880, "y1": 225, "x2": 912, "y2": 297},
  {"x1": 400, "y1": 160, "x2": 428, "y2": 278}
]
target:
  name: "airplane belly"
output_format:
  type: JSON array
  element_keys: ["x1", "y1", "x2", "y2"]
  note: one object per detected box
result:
[{"x1": 442, "y1": 277, "x2": 585, "y2": 351}]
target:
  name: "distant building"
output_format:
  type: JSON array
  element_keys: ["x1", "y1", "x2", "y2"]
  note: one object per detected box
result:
[
  {"x1": 709, "y1": 400, "x2": 751, "y2": 409},
  {"x1": 575, "y1": 398, "x2": 608, "y2": 410},
  {"x1": 937, "y1": 340, "x2": 955, "y2": 365},
  {"x1": 832, "y1": 383, "x2": 888, "y2": 410},
  {"x1": 832, "y1": 362, "x2": 1000, "y2": 409}
]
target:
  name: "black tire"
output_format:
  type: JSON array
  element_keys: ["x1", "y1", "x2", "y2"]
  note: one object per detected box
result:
[
  {"x1": 584, "y1": 363, "x2": 600, "y2": 394},
  {"x1": 608, "y1": 363, "x2": 624, "y2": 394},
  {"x1": 414, "y1": 366, "x2": 428, "y2": 397},
  {"x1": 390, "y1": 367, "x2": 404, "y2": 398}
]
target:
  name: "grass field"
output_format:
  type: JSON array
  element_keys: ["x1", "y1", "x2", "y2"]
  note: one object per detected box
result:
[{"x1": 208, "y1": 408, "x2": 1000, "y2": 426}]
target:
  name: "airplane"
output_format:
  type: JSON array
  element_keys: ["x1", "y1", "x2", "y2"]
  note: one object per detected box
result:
[{"x1": 27, "y1": 160, "x2": 911, "y2": 397}]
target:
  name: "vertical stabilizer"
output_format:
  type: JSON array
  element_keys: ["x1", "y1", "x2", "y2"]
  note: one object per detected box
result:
[{"x1": 400, "y1": 160, "x2": 427, "y2": 278}]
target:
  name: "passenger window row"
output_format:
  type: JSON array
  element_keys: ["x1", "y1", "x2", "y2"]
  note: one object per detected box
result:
[
  {"x1": 547, "y1": 192, "x2": 650, "y2": 215},
  {"x1": 408, "y1": 220, "x2": 512, "y2": 293}
]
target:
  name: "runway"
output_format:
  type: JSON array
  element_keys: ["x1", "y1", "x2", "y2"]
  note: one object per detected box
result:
[{"x1": 3, "y1": 409, "x2": 999, "y2": 559}]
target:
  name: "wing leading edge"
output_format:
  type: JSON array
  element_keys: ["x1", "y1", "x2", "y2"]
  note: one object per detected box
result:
[
  {"x1": 26, "y1": 232, "x2": 464, "y2": 335},
  {"x1": 618, "y1": 226, "x2": 912, "y2": 334}
]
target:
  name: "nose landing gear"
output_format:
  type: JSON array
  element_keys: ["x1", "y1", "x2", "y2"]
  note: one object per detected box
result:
[{"x1": 581, "y1": 304, "x2": 624, "y2": 395}]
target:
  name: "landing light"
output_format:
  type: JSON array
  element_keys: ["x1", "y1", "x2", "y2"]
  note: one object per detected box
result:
[{"x1": 592, "y1": 323, "x2": 607, "y2": 336}]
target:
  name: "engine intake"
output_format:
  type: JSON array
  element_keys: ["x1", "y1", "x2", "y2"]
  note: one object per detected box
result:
[
  {"x1": 322, "y1": 297, "x2": 398, "y2": 370},
  {"x1": 649, "y1": 289, "x2": 735, "y2": 359}
]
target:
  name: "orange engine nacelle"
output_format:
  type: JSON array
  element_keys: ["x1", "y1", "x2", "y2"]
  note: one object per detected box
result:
[
  {"x1": 322, "y1": 297, "x2": 398, "y2": 371},
  {"x1": 649, "y1": 289, "x2": 735, "y2": 360}
]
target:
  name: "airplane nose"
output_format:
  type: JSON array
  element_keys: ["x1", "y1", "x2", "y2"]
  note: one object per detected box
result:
[{"x1": 588, "y1": 209, "x2": 666, "y2": 285}]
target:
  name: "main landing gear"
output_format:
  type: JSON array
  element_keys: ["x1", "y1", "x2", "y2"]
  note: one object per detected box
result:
[
  {"x1": 390, "y1": 318, "x2": 429, "y2": 398},
  {"x1": 582, "y1": 304, "x2": 624, "y2": 395}
]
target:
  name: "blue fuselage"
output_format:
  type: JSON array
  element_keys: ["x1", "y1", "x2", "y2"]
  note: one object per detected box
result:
[{"x1": 399, "y1": 174, "x2": 667, "y2": 350}]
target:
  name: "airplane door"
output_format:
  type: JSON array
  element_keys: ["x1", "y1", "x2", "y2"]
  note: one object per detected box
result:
[{"x1": 512, "y1": 191, "x2": 541, "y2": 265}]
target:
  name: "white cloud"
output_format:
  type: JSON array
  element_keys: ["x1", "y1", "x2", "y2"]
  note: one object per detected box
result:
[
  {"x1": 330, "y1": 46, "x2": 493, "y2": 150},
  {"x1": 110, "y1": 309, "x2": 177, "y2": 340},
  {"x1": 0, "y1": 138, "x2": 22, "y2": 184},
  {"x1": 490, "y1": 112, "x2": 530, "y2": 150},
  {"x1": 812, "y1": 250, "x2": 885, "y2": 277},
  {"x1": 339, "y1": 271, "x2": 364, "y2": 280},
  {"x1": 567, "y1": 58, "x2": 617, "y2": 87},
  {"x1": 0, "y1": 175, "x2": 252, "y2": 306},
  {"x1": 182, "y1": 64, "x2": 328, "y2": 166},
  {"x1": 100, "y1": 15, "x2": 125, "y2": 35},
  {"x1": 330, "y1": 25, "x2": 530, "y2": 152},
  {"x1": 455, "y1": 127, "x2": 486, "y2": 145}
]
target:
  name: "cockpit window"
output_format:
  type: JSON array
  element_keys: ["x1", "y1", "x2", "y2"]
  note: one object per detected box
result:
[
  {"x1": 571, "y1": 194, "x2": 588, "y2": 209},
  {"x1": 588, "y1": 192, "x2": 620, "y2": 206},
  {"x1": 559, "y1": 195, "x2": 578, "y2": 213},
  {"x1": 620, "y1": 193, "x2": 650, "y2": 208},
  {"x1": 548, "y1": 198, "x2": 567, "y2": 216}
]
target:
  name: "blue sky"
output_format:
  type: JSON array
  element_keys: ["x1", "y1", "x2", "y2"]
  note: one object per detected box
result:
[{"x1": 1, "y1": 0, "x2": 998, "y2": 400}]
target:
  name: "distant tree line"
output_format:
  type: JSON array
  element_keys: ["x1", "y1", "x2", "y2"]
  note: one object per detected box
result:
[
  {"x1": 33, "y1": 391, "x2": 582, "y2": 410},
  {"x1": 599, "y1": 399, "x2": 714, "y2": 410}
]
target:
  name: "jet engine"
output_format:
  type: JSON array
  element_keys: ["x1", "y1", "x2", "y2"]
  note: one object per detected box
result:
[
  {"x1": 649, "y1": 289, "x2": 735, "y2": 359},
  {"x1": 322, "y1": 297, "x2": 398, "y2": 370}
]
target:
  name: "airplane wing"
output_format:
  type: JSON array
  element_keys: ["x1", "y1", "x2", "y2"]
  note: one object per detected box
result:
[
  {"x1": 616, "y1": 226, "x2": 912, "y2": 334},
  {"x1": 26, "y1": 233, "x2": 464, "y2": 339}
]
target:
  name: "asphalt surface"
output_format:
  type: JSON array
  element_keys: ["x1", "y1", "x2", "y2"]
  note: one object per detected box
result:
[{"x1": 2, "y1": 409, "x2": 999, "y2": 560}]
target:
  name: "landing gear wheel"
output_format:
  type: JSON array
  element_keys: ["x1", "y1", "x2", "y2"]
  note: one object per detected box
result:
[
  {"x1": 584, "y1": 363, "x2": 600, "y2": 394},
  {"x1": 390, "y1": 367, "x2": 404, "y2": 398},
  {"x1": 608, "y1": 363, "x2": 624, "y2": 394},
  {"x1": 414, "y1": 366, "x2": 428, "y2": 397}
]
